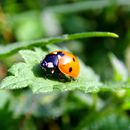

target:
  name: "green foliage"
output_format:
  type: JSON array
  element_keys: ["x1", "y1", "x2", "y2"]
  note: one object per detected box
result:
[
  {"x1": 1, "y1": 0, "x2": 130, "y2": 129},
  {"x1": 0, "y1": 31, "x2": 119, "y2": 93},
  {"x1": 47, "y1": 0, "x2": 130, "y2": 13},
  {"x1": 1, "y1": 32, "x2": 130, "y2": 94},
  {"x1": 76, "y1": 113, "x2": 130, "y2": 130},
  {"x1": 12, "y1": 11, "x2": 44, "y2": 41}
]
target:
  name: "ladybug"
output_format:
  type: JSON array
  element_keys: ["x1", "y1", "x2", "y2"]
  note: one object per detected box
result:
[{"x1": 40, "y1": 50, "x2": 80, "y2": 80}]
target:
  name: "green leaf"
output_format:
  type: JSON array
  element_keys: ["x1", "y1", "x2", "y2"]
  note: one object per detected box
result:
[
  {"x1": 109, "y1": 53, "x2": 128, "y2": 81},
  {"x1": 0, "y1": 63, "x2": 34, "y2": 89},
  {"x1": 0, "y1": 32, "x2": 118, "y2": 58},
  {"x1": 0, "y1": 45, "x2": 102, "y2": 93},
  {"x1": 100, "y1": 81, "x2": 130, "y2": 92}
]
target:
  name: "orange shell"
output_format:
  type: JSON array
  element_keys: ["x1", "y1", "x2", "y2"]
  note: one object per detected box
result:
[{"x1": 52, "y1": 50, "x2": 80, "y2": 78}]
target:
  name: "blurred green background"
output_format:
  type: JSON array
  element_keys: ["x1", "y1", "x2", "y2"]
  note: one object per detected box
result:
[{"x1": 0, "y1": 0, "x2": 130, "y2": 130}]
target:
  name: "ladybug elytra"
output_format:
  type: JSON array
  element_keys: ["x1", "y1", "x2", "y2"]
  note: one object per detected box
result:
[{"x1": 40, "y1": 50, "x2": 80, "y2": 80}]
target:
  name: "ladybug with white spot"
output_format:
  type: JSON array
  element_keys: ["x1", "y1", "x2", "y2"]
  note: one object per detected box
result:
[{"x1": 40, "y1": 50, "x2": 80, "y2": 80}]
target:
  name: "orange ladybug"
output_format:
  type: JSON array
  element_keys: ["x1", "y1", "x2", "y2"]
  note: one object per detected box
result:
[{"x1": 40, "y1": 50, "x2": 80, "y2": 80}]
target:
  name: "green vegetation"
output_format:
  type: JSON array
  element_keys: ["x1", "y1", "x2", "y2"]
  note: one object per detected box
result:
[{"x1": 0, "y1": 0, "x2": 130, "y2": 130}]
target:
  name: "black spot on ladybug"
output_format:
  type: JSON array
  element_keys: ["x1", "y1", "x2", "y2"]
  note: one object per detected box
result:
[
  {"x1": 69, "y1": 67, "x2": 72, "y2": 72},
  {"x1": 73, "y1": 57, "x2": 75, "y2": 62}
]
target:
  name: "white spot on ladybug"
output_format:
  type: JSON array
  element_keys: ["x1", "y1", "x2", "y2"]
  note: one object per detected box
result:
[
  {"x1": 58, "y1": 55, "x2": 62, "y2": 59},
  {"x1": 52, "y1": 52, "x2": 57, "y2": 54},
  {"x1": 51, "y1": 69, "x2": 55, "y2": 74},
  {"x1": 47, "y1": 62, "x2": 54, "y2": 68}
]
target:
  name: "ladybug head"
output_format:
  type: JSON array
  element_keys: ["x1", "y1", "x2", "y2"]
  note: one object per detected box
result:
[{"x1": 40, "y1": 60, "x2": 47, "y2": 69}]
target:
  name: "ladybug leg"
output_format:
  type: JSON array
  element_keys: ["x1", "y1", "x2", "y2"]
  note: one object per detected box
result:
[
  {"x1": 42, "y1": 68, "x2": 47, "y2": 79},
  {"x1": 70, "y1": 76, "x2": 75, "y2": 81},
  {"x1": 58, "y1": 72, "x2": 65, "y2": 82},
  {"x1": 51, "y1": 69, "x2": 55, "y2": 74},
  {"x1": 45, "y1": 69, "x2": 55, "y2": 78},
  {"x1": 58, "y1": 72, "x2": 70, "y2": 82},
  {"x1": 41, "y1": 67, "x2": 51, "y2": 79}
]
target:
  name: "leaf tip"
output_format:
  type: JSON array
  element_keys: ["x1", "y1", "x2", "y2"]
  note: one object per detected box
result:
[
  {"x1": 114, "y1": 34, "x2": 119, "y2": 38},
  {"x1": 109, "y1": 32, "x2": 119, "y2": 38}
]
